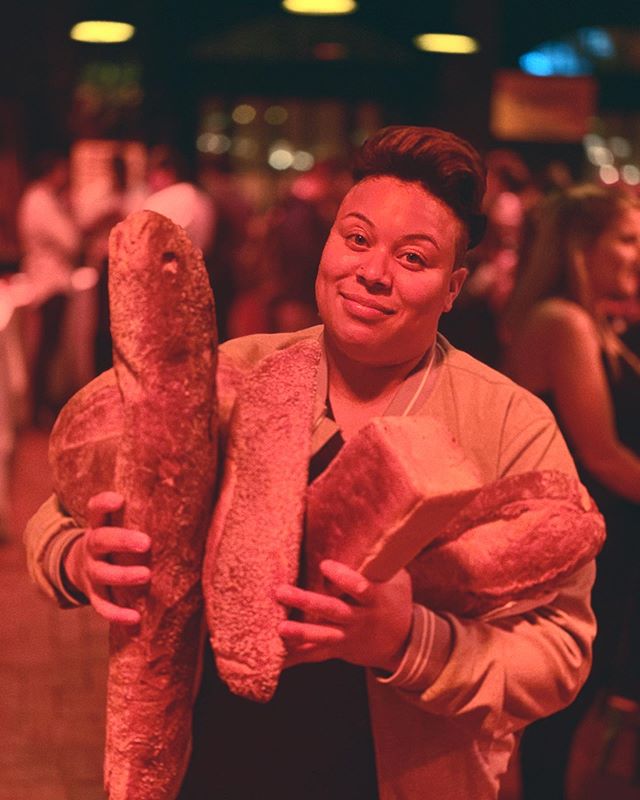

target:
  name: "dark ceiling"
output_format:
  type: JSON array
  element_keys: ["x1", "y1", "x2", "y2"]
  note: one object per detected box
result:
[
  {"x1": 5, "y1": 0, "x2": 640, "y2": 75},
  {"x1": 3, "y1": 0, "x2": 640, "y2": 153}
]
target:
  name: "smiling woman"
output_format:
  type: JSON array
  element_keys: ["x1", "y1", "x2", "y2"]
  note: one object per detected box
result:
[
  {"x1": 24, "y1": 126, "x2": 602, "y2": 800},
  {"x1": 316, "y1": 176, "x2": 466, "y2": 372}
]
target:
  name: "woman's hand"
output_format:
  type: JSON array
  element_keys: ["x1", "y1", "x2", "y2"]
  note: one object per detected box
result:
[
  {"x1": 276, "y1": 560, "x2": 413, "y2": 673},
  {"x1": 63, "y1": 491, "x2": 151, "y2": 625}
]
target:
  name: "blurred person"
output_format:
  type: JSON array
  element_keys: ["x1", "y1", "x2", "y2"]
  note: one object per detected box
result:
[
  {"x1": 80, "y1": 153, "x2": 148, "y2": 375},
  {"x1": 25, "y1": 126, "x2": 600, "y2": 800},
  {"x1": 17, "y1": 150, "x2": 81, "y2": 426},
  {"x1": 199, "y1": 158, "x2": 254, "y2": 340},
  {"x1": 439, "y1": 149, "x2": 537, "y2": 368},
  {"x1": 144, "y1": 146, "x2": 217, "y2": 258},
  {"x1": 263, "y1": 159, "x2": 352, "y2": 332},
  {"x1": 75, "y1": 152, "x2": 148, "y2": 240},
  {"x1": 503, "y1": 184, "x2": 640, "y2": 799}
]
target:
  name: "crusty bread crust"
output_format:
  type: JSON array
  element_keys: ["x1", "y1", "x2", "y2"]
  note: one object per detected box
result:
[
  {"x1": 409, "y1": 470, "x2": 605, "y2": 616},
  {"x1": 103, "y1": 211, "x2": 218, "y2": 799},
  {"x1": 204, "y1": 338, "x2": 321, "y2": 702},
  {"x1": 49, "y1": 370, "x2": 122, "y2": 525}
]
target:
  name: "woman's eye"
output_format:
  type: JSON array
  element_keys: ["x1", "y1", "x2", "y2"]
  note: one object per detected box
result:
[
  {"x1": 402, "y1": 251, "x2": 426, "y2": 268},
  {"x1": 347, "y1": 233, "x2": 368, "y2": 247}
]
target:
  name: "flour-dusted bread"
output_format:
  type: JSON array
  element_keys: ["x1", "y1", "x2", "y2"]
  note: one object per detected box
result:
[
  {"x1": 204, "y1": 339, "x2": 321, "y2": 703},
  {"x1": 408, "y1": 469, "x2": 605, "y2": 617},
  {"x1": 305, "y1": 416, "x2": 483, "y2": 594},
  {"x1": 104, "y1": 210, "x2": 218, "y2": 800}
]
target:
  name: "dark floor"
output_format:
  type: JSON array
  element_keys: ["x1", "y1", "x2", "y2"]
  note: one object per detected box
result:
[{"x1": 0, "y1": 428, "x2": 108, "y2": 800}]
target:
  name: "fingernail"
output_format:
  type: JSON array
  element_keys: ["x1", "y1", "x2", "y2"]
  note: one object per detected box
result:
[{"x1": 135, "y1": 536, "x2": 151, "y2": 551}]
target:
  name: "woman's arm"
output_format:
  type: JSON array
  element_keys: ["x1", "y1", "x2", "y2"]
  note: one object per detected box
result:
[{"x1": 544, "y1": 301, "x2": 640, "y2": 502}]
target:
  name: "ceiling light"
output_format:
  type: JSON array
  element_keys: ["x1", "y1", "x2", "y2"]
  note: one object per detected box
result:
[
  {"x1": 282, "y1": 0, "x2": 357, "y2": 15},
  {"x1": 413, "y1": 33, "x2": 479, "y2": 55},
  {"x1": 70, "y1": 20, "x2": 135, "y2": 44}
]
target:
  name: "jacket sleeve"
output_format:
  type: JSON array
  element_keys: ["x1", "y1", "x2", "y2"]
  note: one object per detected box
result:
[
  {"x1": 376, "y1": 394, "x2": 597, "y2": 737},
  {"x1": 24, "y1": 493, "x2": 88, "y2": 608},
  {"x1": 377, "y1": 562, "x2": 595, "y2": 737}
]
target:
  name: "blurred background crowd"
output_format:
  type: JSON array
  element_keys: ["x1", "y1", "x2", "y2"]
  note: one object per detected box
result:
[{"x1": 2, "y1": 1, "x2": 640, "y2": 799}]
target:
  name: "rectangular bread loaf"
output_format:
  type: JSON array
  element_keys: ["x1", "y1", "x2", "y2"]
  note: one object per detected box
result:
[{"x1": 304, "y1": 416, "x2": 482, "y2": 594}]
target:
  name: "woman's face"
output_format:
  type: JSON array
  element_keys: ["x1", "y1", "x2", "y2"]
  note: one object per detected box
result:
[
  {"x1": 315, "y1": 176, "x2": 467, "y2": 366},
  {"x1": 584, "y1": 206, "x2": 640, "y2": 302}
]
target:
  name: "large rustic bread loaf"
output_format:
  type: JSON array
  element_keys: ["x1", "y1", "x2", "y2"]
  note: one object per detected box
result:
[
  {"x1": 47, "y1": 210, "x2": 219, "y2": 800},
  {"x1": 305, "y1": 417, "x2": 605, "y2": 618},
  {"x1": 104, "y1": 210, "x2": 218, "y2": 800},
  {"x1": 49, "y1": 370, "x2": 122, "y2": 525},
  {"x1": 408, "y1": 469, "x2": 605, "y2": 616},
  {"x1": 203, "y1": 339, "x2": 321, "y2": 703}
]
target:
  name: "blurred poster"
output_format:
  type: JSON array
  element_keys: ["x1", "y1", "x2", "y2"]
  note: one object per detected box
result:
[{"x1": 490, "y1": 70, "x2": 597, "y2": 142}]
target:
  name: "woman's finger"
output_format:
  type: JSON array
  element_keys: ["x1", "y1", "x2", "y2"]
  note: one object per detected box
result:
[
  {"x1": 89, "y1": 587, "x2": 141, "y2": 626},
  {"x1": 275, "y1": 584, "x2": 353, "y2": 624},
  {"x1": 87, "y1": 527, "x2": 151, "y2": 557},
  {"x1": 87, "y1": 560, "x2": 151, "y2": 588},
  {"x1": 283, "y1": 643, "x2": 333, "y2": 668},
  {"x1": 319, "y1": 560, "x2": 374, "y2": 604},
  {"x1": 87, "y1": 491, "x2": 124, "y2": 529},
  {"x1": 278, "y1": 619, "x2": 345, "y2": 646}
]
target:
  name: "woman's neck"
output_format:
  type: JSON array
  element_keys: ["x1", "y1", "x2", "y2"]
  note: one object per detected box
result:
[
  {"x1": 326, "y1": 343, "x2": 427, "y2": 401},
  {"x1": 324, "y1": 337, "x2": 434, "y2": 437}
]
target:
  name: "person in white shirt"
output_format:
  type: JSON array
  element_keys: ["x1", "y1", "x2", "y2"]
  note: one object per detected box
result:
[{"x1": 17, "y1": 151, "x2": 81, "y2": 425}]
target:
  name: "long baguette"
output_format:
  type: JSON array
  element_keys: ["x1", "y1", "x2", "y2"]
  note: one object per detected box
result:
[
  {"x1": 204, "y1": 338, "x2": 321, "y2": 703},
  {"x1": 105, "y1": 210, "x2": 217, "y2": 799}
]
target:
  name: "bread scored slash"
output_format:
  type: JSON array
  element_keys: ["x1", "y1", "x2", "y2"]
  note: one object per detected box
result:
[
  {"x1": 105, "y1": 210, "x2": 217, "y2": 800},
  {"x1": 305, "y1": 416, "x2": 483, "y2": 596}
]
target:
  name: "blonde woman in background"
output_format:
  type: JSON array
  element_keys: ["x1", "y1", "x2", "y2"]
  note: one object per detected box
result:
[{"x1": 504, "y1": 184, "x2": 640, "y2": 800}]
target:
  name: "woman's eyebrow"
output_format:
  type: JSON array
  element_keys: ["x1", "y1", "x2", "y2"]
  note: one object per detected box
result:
[
  {"x1": 398, "y1": 233, "x2": 440, "y2": 249},
  {"x1": 342, "y1": 211, "x2": 373, "y2": 225},
  {"x1": 341, "y1": 211, "x2": 440, "y2": 249}
]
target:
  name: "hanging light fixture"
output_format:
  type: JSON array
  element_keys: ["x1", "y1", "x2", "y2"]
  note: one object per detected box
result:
[
  {"x1": 282, "y1": 0, "x2": 357, "y2": 15},
  {"x1": 70, "y1": 20, "x2": 136, "y2": 44},
  {"x1": 413, "y1": 33, "x2": 479, "y2": 55}
]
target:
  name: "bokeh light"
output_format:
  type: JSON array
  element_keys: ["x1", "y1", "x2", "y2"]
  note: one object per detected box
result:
[
  {"x1": 232, "y1": 104, "x2": 257, "y2": 125},
  {"x1": 70, "y1": 21, "x2": 135, "y2": 44}
]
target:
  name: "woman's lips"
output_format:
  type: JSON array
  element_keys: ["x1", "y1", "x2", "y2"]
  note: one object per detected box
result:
[{"x1": 340, "y1": 291, "x2": 395, "y2": 319}]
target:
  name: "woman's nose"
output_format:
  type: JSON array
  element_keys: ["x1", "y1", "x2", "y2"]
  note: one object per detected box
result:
[{"x1": 356, "y1": 249, "x2": 391, "y2": 288}]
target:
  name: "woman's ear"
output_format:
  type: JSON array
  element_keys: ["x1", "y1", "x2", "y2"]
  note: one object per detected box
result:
[{"x1": 443, "y1": 267, "x2": 469, "y2": 312}]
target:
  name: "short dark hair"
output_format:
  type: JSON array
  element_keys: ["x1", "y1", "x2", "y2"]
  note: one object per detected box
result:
[{"x1": 352, "y1": 126, "x2": 487, "y2": 252}]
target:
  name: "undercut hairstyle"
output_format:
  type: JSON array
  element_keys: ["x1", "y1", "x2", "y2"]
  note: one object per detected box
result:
[{"x1": 353, "y1": 126, "x2": 487, "y2": 258}]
